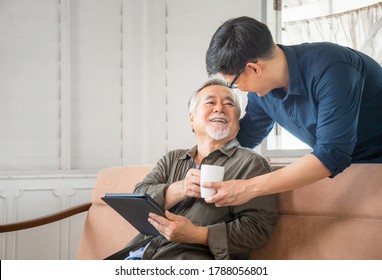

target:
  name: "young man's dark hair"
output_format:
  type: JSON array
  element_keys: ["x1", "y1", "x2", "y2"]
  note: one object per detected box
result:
[{"x1": 206, "y1": 16, "x2": 275, "y2": 76}]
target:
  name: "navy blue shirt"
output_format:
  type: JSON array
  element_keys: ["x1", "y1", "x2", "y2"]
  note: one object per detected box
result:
[{"x1": 237, "y1": 42, "x2": 382, "y2": 176}]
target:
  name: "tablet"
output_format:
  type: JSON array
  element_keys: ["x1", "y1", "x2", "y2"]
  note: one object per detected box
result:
[{"x1": 101, "y1": 193, "x2": 165, "y2": 236}]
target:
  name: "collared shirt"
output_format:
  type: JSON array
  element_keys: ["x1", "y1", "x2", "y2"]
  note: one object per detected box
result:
[
  {"x1": 121, "y1": 139, "x2": 278, "y2": 260},
  {"x1": 238, "y1": 42, "x2": 382, "y2": 176}
]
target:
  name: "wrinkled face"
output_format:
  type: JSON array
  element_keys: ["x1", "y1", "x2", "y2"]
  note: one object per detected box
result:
[{"x1": 190, "y1": 85, "x2": 239, "y2": 142}]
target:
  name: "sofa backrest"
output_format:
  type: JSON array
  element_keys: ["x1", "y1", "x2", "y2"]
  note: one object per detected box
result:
[
  {"x1": 251, "y1": 164, "x2": 382, "y2": 259},
  {"x1": 77, "y1": 164, "x2": 382, "y2": 260}
]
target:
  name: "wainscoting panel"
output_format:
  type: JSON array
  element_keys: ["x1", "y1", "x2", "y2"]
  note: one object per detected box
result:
[{"x1": 0, "y1": 173, "x2": 96, "y2": 259}]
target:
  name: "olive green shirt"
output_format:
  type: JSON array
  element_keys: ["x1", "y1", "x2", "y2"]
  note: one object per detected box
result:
[{"x1": 112, "y1": 139, "x2": 278, "y2": 260}]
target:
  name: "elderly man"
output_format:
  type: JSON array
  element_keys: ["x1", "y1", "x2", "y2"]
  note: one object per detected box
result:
[{"x1": 107, "y1": 79, "x2": 278, "y2": 260}]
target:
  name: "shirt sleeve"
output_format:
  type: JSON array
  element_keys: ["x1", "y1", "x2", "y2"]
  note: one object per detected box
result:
[
  {"x1": 237, "y1": 92, "x2": 275, "y2": 148},
  {"x1": 134, "y1": 154, "x2": 172, "y2": 207},
  {"x1": 311, "y1": 62, "x2": 365, "y2": 176}
]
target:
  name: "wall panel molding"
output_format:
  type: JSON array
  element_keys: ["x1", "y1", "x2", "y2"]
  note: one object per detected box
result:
[{"x1": 0, "y1": 174, "x2": 95, "y2": 259}]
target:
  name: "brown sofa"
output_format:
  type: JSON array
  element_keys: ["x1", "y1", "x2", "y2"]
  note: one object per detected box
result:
[
  {"x1": 1, "y1": 164, "x2": 381, "y2": 259},
  {"x1": 77, "y1": 163, "x2": 382, "y2": 260}
]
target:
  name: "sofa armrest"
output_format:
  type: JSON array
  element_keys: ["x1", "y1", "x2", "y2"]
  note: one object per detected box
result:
[{"x1": 0, "y1": 202, "x2": 92, "y2": 233}]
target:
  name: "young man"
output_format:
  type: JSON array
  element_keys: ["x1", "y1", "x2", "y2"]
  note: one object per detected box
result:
[
  {"x1": 107, "y1": 79, "x2": 277, "y2": 260},
  {"x1": 204, "y1": 16, "x2": 382, "y2": 207}
]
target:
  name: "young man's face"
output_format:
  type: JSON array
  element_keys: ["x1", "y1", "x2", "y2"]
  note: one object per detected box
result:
[
  {"x1": 223, "y1": 63, "x2": 272, "y2": 97},
  {"x1": 190, "y1": 85, "x2": 239, "y2": 142}
]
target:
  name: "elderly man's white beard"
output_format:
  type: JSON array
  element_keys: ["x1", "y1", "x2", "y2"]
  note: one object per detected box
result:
[{"x1": 206, "y1": 125, "x2": 230, "y2": 140}]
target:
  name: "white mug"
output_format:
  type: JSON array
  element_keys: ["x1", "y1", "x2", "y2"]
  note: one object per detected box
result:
[{"x1": 200, "y1": 164, "x2": 225, "y2": 198}]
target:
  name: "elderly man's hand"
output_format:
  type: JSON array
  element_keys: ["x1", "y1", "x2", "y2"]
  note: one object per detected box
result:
[
  {"x1": 182, "y1": 168, "x2": 202, "y2": 198},
  {"x1": 148, "y1": 211, "x2": 208, "y2": 245}
]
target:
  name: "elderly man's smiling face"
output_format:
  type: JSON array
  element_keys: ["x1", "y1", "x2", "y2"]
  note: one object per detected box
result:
[{"x1": 190, "y1": 84, "x2": 240, "y2": 143}]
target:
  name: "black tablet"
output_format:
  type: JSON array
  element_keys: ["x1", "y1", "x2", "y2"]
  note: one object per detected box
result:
[{"x1": 101, "y1": 193, "x2": 165, "y2": 236}]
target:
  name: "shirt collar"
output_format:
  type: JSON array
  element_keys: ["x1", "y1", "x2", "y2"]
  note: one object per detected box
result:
[
  {"x1": 277, "y1": 44, "x2": 307, "y2": 97},
  {"x1": 181, "y1": 138, "x2": 240, "y2": 160}
]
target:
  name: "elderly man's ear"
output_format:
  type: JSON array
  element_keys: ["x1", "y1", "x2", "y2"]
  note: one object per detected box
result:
[{"x1": 189, "y1": 112, "x2": 195, "y2": 133}]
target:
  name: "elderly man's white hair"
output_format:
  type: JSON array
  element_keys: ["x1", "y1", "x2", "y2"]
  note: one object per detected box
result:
[{"x1": 187, "y1": 78, "x2": 242, "y2": 117}]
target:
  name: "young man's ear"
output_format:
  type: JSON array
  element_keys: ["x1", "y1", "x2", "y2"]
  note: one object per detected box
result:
[{"x1": 247, "y1": 62, "x2": 262, "y2": 77}]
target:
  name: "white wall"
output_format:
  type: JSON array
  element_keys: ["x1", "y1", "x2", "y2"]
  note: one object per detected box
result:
[
  {"x1": 0, "y1": 0, "x2": 267, "y2": 173},
  {"x1": 0, "y1": 0, "x2": 61, "y2": 170},
  {"x1": 0, "y1": 0, "x2": 269, "y2": 259}
]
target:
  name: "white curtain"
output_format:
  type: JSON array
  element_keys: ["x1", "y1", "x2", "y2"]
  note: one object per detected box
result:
[{"x1": 283, "y1": 3, "x2": 382, "y2": 64}]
